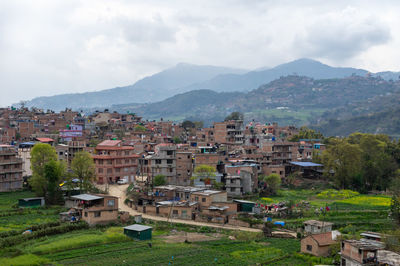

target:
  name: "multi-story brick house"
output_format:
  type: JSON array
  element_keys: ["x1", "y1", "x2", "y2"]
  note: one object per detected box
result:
[
  {"x1": 214, "y1": 120, "x2": 244, "y2": 145},
  {"x1": 0, "y1": 145, "x2": 23, "y2": 192},
  {"x1": 176, "y1": 151, "x2": 193, "y2": 186},
  {"x1": 93, "y1": 140, "x2": 138, "y2": 184}
]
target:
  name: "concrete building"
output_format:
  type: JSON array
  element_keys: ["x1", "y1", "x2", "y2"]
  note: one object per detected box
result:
[
  {"x1": 340, "y1": 239, "x2": 385, "y2": 266},
  {"x1": 93, "y1": 140, "x2": 138, "y2": 184},
  {"x1": 68, "y1": 194, "x2": 120, "y2": 225},
  {"x1": 149, "y1": 144, "x2": 176, "y2": 185},
  {"x1": 225, "y1": 170, "x2": 252, "y2": 196},
  {"x1": 0, "y1": 144, "x2": 23, "y2": 192}
]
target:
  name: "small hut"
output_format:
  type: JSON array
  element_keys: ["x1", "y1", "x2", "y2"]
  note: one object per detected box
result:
[
  {"x1": 123, "y1": 224, "x2": 152, "y2": 240},
  {"x1": 18, "y1": 197, "x2": 45, "y2": 208}
]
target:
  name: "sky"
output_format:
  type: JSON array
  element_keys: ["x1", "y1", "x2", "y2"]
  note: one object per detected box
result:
[{"x1": 1, "y1": 0, "x2": 400, "y2": 107}]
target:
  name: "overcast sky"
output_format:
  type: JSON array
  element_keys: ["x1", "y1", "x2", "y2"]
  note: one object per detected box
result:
[{"x1": 1, "y1": 0, "x2": 399, "y2": 107}]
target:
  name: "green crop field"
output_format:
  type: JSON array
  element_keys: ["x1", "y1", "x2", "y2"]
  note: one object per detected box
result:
[
  {"x1": 0, "y1": 189, "x2": 394, "y2": 265},
  {"x1": 0, "y1": 191, "x2": 62, "y2": 232}
]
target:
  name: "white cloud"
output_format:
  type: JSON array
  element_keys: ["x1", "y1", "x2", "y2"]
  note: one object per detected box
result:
[{"x1": 0, "y1": 0, "x2": 399, "y2": 106}]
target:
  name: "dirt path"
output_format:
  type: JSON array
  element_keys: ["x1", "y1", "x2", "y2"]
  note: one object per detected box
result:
[{"x1": 105, "y1": 184, "x2": 262, "y2": 233}]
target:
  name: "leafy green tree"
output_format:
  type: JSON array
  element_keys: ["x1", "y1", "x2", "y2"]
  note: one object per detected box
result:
[
  {"x1": 43, "y1": 160, "x2": 65, "y2": 205},
  {"x1": 322, "y1": 140, "x2": 362, "y2": 189},
  {"x1": 29, "y1": 143, "x2": 58, "y2": 196},
  {"x1": 173, "y1": 136, "x2": 182, "y2": 144},
  {"x1": 182, "y1": 120, "x2": 195, "y2": 129},
  {"x1": 224, "y1": 112, "x2": 244, "y2": 121},
  {"x1": 264, "y1": 174, "x2": 281, "y2": 195},
  {"x1": 193, "y1": 165, "x2": 216, "y2": 186},
  {"x1": 134, "y1": 125, "x2": 147, "y2": 132},
  {"x1": 154, "y1": 174, "x2": 167, "y2": 186},
  {"x1": 70, "y1": 151, "x2": 96, "y2": 192}
]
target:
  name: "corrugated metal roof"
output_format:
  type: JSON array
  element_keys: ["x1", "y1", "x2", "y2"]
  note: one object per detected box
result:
[
  {"x1": 71, "y1": 194, "x2": 103, "y2": 201},
  {"x1": 290, "y1": 161, "x2": 323, "y2": 167},
  {"x1": 233, "y1": 199, "x2": 256, "y2": 204},
  {"x1": 124, "y1": 224, "x2": 152, "y2": 231}
]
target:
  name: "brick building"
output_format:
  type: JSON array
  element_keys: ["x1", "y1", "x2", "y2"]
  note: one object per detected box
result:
[
  {"x1": 0, "y1": 145, "x2": 23, "y2": 192},
  {"x1": 93, "y1": 140, "x2": 138, "y2": 184},
  {"x1": 214, "y1": 120, "x2": 244, "y2": 145}
]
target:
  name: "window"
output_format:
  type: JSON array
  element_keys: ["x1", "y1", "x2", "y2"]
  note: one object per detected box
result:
[
  {"x1": 94, "y1": 211, "x2": 101, "y2": 217},
  {"x1": 155, "y1": 159, "x2": 161, "y2": 164},
  {"x1": 84, "y1": 212, "x2": 88, "y2": 217},
  {"x1": 195, "y1": 197, "x2": 199, "y2": 201},
  {"x1": 182, "y1": 210, "x2": 187, "y2": 217},
  {"x1": 125, "y1": 151, "x2": 130, "y2": 155},
  {"x1": 98, "y1": 168, "x2": 103, "y2": 173},
  {"x1": 107, "y1": 168, "x2": 112, "y2": 174},
  {"x1": 116, "y1": 168, "x2": 120, "y2": 173},
  {"x1": 107, "y1": 199, "x2": 115, "y2": 207},
  {"x1": 306, "y1": 245, "x2": 312, "y2": 251},
  {"x1": 202, "y1": 198, "x2": 206, "y2": 202},
  {"x1": 167, "y1": 150, "x2": 173, "y2": 156},
  {"x1": 167, "y1": 159, "x2": 173, "y2": 164},
  {"x1": 172, "y1": 210, "x2": 178, "y2": 215},
  {"x1": 107, "y1": 160, "x2": 112, "y2": 165},
  {"x1": 125, "y1": 159, "x2": 129, "y2": 164}
]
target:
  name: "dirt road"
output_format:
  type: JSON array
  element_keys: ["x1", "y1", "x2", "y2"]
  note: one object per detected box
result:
[{"x1": 106, "y1": 184, "x2": 262, "y2": 233}]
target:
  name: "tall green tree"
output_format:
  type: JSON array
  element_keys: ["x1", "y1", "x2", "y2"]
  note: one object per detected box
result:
[
  {"x1": 259, "y1": 174, "x2": 281, "y2": 195},
  {"x1": 29, "y1": 143, "x2": 58, "y2": 196},
  {"x1": 43, "y1": 160, "x2": 65, "y2": 204},
  {"x1": 322, "y1": 140, "x2": 362, "y2": 189},
  {"x1": 224, "y1": 112, "x2": 244, "y2": 121},
  {"x1": 70, "y1": 151, "x2": 96, "y2": 192}
]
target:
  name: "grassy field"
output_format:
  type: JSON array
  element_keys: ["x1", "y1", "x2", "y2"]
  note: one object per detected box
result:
[
  {"x1": 3, "y1": 226, "x2": 329, "y2": 266},
  {"x1": 0, "y1": 191, "x2": 62, "y2": 232}
]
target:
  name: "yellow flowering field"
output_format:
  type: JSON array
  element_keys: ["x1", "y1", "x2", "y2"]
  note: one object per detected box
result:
[{"x1": 337, "y1": 195, "x2": 391, "y2": 207}]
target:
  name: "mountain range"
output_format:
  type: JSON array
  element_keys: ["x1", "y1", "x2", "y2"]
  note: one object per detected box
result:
[{"x1": 22, "y1": 58, "x2": 400, "y2": 111}]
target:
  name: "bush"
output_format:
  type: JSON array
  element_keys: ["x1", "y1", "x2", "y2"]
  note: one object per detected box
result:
[{"x1": 0, "y1": 222, "x2": 89, "y2": 248}]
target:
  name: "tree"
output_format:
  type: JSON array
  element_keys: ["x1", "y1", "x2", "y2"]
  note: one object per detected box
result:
[
  {"x1": 193, "y1": 165, "x2": 216, "y2": 186},
  {"x1": 43, "y1": 160, "x2": 65, "y2": 205},
  {"x1": 322, "y1": 140, "x2": 362, "y2": 189},
  {"x1": 70, "y1": 151, "x2": 96, "y2": 192},
  {"x1": 134, "y1": 125, "x2": 147, "y2": 132},
  {"x1": 263, "y1": 174, "x2": 281, "y2": 195},
  {"x1": 173, "y1": 136, "x2": 182, "y2": 144},
  {"x1": 29, "y1": 143, "x2": 58, "y2": 196},
  {"x1": 224, "y1": 112, "x2": 244, "y2": 121},
  {"x1": 154, "y1": 174, "x2": 167, "y2": 186},
  {"x1": 182, "y1": 120, "x2": 195, "y2": 129}
]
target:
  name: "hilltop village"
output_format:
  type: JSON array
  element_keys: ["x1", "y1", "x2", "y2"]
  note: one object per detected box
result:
[{"x1": 1, "y1": 107, "x2": 400, "y2": 265}]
